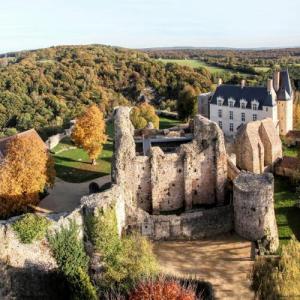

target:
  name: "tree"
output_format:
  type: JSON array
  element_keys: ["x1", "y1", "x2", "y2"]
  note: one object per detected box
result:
[
  {"x1": 0, "y1": 133, "x2": 55, "y2": 218},
  {"x1": 130, "y1": 103, "x2": 159, "y2": 129},
  {"x1": 177, "y1": 85, "x2": 198, "y2": 121},
  {"x1": 71, "y1": 104, "x2": 107, "y2": 165}
]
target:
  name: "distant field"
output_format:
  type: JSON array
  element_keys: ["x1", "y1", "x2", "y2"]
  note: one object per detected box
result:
[{"x1": 156, "y1": 58, "x2": 231, "y2": 74}]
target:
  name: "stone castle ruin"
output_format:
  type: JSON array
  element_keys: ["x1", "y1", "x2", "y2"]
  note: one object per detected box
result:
[
  {"x1": 0, "y1": 106, "x2": 280, "y2": 298},
  {"x1": 112, "y1": 107, "x2": 228, "y2": 215},
  {"x1": 111, "y1": 107, "x2": 279, "y2": 245}
]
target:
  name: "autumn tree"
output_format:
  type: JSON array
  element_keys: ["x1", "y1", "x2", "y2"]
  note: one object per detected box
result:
[
  {"x1": 0, "y1": 132, "x2": 55, "y2": 218},
  {"x1": 177, "y1": 85, "x2": 199, "y2": 121},
  {"x1": 71, "y1": 104, "x2": 107, "y2": 165},
  {"x1": 130, "y1": 103, "x2": 159, "y2": 129}
]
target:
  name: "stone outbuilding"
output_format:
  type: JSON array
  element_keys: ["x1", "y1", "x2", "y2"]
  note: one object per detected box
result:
[{"x1": 235, "y1": 118, "x2": 282, "y2": 173}]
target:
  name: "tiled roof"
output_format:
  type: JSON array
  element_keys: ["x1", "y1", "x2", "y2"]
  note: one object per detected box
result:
[
  {"x1": 278, "y1": 156, "x2": 300, "y2": 170},
  {"x1": 0, "y1": 129, "x2": 45, "y2": 158},
  {"x1": 286, "y1": 130, "x2": 300, "y2": 140}
]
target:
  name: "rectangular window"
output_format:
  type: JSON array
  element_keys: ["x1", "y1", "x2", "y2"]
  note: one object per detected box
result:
[
  {"x1": 218, "y1": 109, "x2": 222, "y2": 118},
  {"x1": 252, "y1": 103, "x2": 258, "y2": 110},
  {"x1": 217, "y1": 100, "x2": 222, "y2": 106},
  {"x1": 229, "y1": 111, "x2": 233, "y2": 120},
  {"x1": 229, "y1": 101, "x2": 234, "y2": 107},
  {"x1": 253, "y1": 114, "x2": 257, "y2": 121},
  {"x1": 229, "y1": 123, "x2": 234, "y2": 132},
  {"x1": 241, "y1": 113, "x2": 245, "y2": 122},
  {"x1": 219, "y1": 121, "x2": 222, "y2": 129}
]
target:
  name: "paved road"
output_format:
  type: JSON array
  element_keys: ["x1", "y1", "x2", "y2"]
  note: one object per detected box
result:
[
  {"x1": 153, "y1": 234, "x2": 255, "y2": 300},
  {"x1": 39, "y1": 175, "x2": 111, "y2": 212}
]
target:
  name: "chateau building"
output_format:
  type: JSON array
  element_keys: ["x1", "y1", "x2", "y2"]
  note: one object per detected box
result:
[{"x1": 198, "y1": 70, "x2": 293, "y2": 136}]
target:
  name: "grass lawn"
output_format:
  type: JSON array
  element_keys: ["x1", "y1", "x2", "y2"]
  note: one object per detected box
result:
[
  {"x1": 274, "y1": 176, "x2": 300, "y2": 247},
  {"x1": 52, "y1": 120, "x2": 114, "y2": 183},
  {"x1": 283, "y1": 144, "x2": 299, "y2": 157},
  {"x1": 159, "y1": 116, "x2": 181, "y2": 129},
  {"x1": 52, "y1": 116, "x2": 181, "y2": 183}
]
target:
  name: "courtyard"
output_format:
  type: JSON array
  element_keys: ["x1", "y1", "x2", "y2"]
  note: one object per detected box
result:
[{"x1": 154, "y1": 234, "x2": 254, "y2": 299}]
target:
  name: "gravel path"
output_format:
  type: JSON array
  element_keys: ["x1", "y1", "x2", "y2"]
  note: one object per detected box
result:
[
  {"x1": 39, "y1": 175, "x2": 111, "y2": 212},
  {"x1": 153, "y1": 234, "x2": 255, "y2": 300}
]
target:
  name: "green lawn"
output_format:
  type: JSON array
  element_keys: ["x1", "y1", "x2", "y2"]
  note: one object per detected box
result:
[
  {"x1": 157, "y1": 58, "x2": 240, "y2": 74},
  {"x1": 283, "y1": 145, "x2": 299, "y2": 157},
  {"x1": 274, "y1": 176, "x2": 300, "y2": 247},
  {"x1": 52, "y1": 116, "x2": 182, "y2": 182},
  {"x1": 52, "y1": 121, "x2": 114, "y2": 183},
  {"x1": 159, "y1": 116, "x2": 181, "y2": 129}
]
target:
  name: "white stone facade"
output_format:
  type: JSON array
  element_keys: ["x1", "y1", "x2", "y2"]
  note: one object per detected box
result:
[{"x1": 210, "y1": 100, "x2": 278, "y2": 136}]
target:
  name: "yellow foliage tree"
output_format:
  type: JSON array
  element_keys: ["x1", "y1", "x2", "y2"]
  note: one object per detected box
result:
[
  {"x1": 0, "y1": 134, "x2": 55, "y2": 217},
  {"x1": 130, "y1": 103, "x2": 159, "y2": 129},
  {"x1": 71, "y1": 104, "x2": 107, "y2": 165},
  {"x1": 293, "y1": 91, "x2": 300, "y2": 130}
]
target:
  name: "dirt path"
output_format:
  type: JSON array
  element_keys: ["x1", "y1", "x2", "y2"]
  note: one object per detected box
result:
[
  {"x1": 153, "y1": 234, "x2": 255, "y2": 300},
  {"x1": 39, "y1": 175, "x2": 111, "y2": 212}
]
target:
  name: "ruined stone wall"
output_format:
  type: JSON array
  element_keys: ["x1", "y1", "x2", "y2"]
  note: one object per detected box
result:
[
  {"x1": 235, "y1": 119, "x2": 282, "y2": 174},
  {"x1": 0, "y1": 185, "x2": 127, "y2": 299},
  {"x1": 126, "y1": 205, "x2": 233, "y2": 240},
  {"x1": 259, "y1": 119, "x2": 282, "y2": 166},
  {"x1": 113, "y1": 108, "x2": 228, "y2": 214},
  {"x1": 151, "y1": 147, "x2": 184, "y2": 214},
  {"x1": 135, "y1": 156, "x2": 152, "y2": 212},
  {"x1": 233, "y1": 172, "x2": 279, "y2": 252}
]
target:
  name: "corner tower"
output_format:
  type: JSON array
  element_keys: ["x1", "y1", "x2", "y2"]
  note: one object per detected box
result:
[{"x1": 274, "y1": 70, "x2": 293, "y2": 135}]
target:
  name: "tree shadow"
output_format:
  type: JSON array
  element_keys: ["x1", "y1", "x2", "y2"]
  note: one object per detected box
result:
[
  {"x1": 54, "y1": 164, "x2": 110, "y2": 183},
  {"x1": 0, "y1": 258, "x2": 70, "y2": 299}
]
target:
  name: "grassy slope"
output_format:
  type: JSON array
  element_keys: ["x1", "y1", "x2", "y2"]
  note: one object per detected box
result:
[
  {"x1": 156, "y1": 58, "x2": 248, "y2": 75},
  {"x1": 274, "y1": 176, "x2": 300, "y2": 246}
]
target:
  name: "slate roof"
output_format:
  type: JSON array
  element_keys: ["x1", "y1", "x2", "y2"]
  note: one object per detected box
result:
[
  {"x1": 211, "y1": 85, "x2": 276, "y2": 110},
  {"x1": 210, "y1": 69, "x2": 293, "y2": 109},
  {"x1": 277, "y1": 70, "x2": 293, "y2": 101}
]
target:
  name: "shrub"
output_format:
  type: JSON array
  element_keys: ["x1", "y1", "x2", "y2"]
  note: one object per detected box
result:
[
  {"x1": 130, "y1": 103, "x2": 159, "y2": 129},
  {"x1": 86, "y1": 206, "x2": 158, "y2": 292},
  {"x1": 48, "y1": 219, "x2": 97, "y2": 300},
  {"x1": 12, "y1": 214, "x2": 50, "y2": 243},
  {"x1": 251, "y1": 237, "x2": 300, "y2": 299},
  {"x1": 129, "y1": 278, "x2": 196, "y2": 300}
]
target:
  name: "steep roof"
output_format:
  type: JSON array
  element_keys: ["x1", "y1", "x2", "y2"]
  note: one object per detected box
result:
[
  {"x1": 277, "y1": 70, "x2": 293, "y2": 101},
  {"x1": 0, "y1": 129, "x2": 45, "y2": 159},
  {"x1": 211, "y1": 85, "x2": 276, "y2": 109}
]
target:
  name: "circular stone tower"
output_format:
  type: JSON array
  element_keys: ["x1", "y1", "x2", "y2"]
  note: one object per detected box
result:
[{"x1": 233, "y1": 172, "x2": 279, "y2": 253}]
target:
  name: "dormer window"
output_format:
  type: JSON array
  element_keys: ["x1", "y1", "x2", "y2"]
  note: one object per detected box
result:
[
  {"x1": 251, "y1": 100, "x2": 259, "y2": 111},
  {"x1": 217, "y1": 97, "x2": 224, "y2": 106},
  {"x1": 228, "y1": 98, "x2": 235, "y2": 108},
  {"x1": 240, "y1": 99, "x2": 247, "y2": 109}
]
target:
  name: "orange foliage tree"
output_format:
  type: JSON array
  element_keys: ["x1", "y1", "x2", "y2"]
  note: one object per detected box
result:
[
  {"x1": 0, "y1": 134, "x2": 55, "y2": 218},
  {"x1": 71, "y1": 104, "x2": 107, "y2": 165}
]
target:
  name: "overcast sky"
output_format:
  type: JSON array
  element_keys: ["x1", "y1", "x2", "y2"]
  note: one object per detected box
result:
[{"x1": 1, "y1": 0, "x2": 300, "y2": 53}]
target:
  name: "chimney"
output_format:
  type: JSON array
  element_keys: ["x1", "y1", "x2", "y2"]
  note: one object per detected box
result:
[
  {"x1": 267, "y1": 78, "x2": 274, "y2": 93},
  {"x1": 241, "y1": 79, "x2": 246, "y2": 88},
  {"x1": 273, "y1": 71, "x2": 280, "y2": 92},
  {"x1": 218, "y1": 78, "x2": 223, "y2": 86}
]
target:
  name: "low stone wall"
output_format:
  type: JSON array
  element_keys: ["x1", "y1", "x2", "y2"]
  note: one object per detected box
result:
[
  {"x1": 127, "y1": 205, "x2": 233, "y2": 241},
  {"x1": 45, "y1": 132, "x2": 66, "y2": 150}
]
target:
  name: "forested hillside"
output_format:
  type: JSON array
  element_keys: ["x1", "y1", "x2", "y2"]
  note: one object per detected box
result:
[{"x1": 0, "y1": 45, "x2": 212, "y2": 138}]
